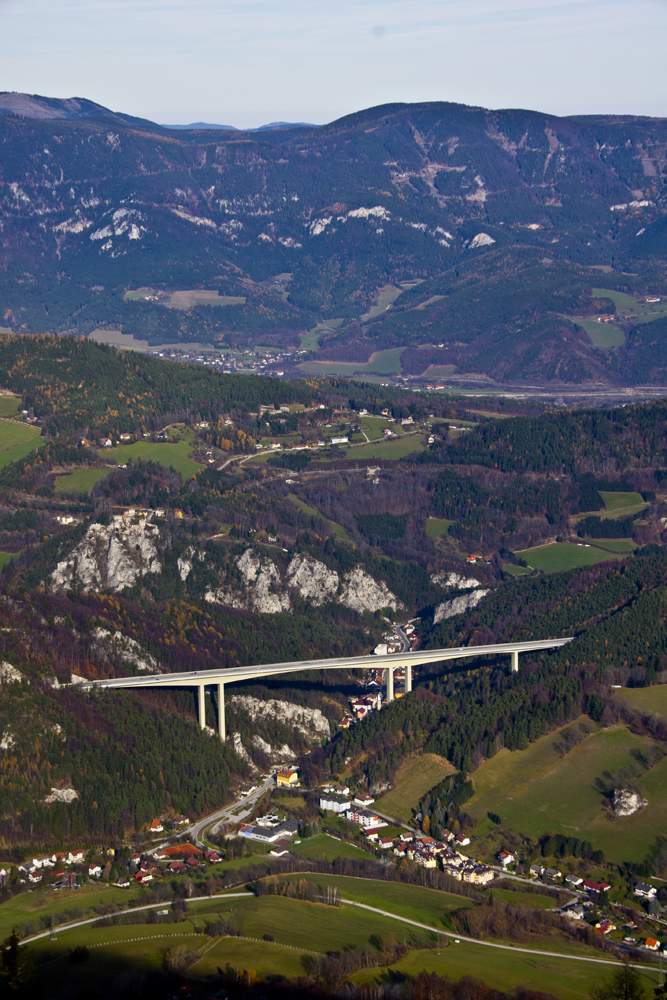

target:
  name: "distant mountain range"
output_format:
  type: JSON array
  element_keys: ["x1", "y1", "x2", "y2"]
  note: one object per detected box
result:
[
  {"x1": 162, "y1": 121, "x2": 318, "y2": 131},
  {"x1": 0, "y1": 90, "x2": 666, "y2": 387}
]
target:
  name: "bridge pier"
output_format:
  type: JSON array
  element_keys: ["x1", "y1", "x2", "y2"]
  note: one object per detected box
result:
[
  {"x1": 217, "y1": 682, "x2": 225, "y2": 741},
  {"x1": 510, "y1": 650, "x2": 519, "y2": 673},
  {"x1": 405, "y1": 664, "x2": 412, "y2": 694},
  {"x1": 197, "y1": 683, "x2": 206, "y2": 729},
  {"x1": 386, "y1": 666, "x2": 394, "y2": 703}
]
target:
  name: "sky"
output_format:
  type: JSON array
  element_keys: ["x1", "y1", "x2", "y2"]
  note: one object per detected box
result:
[{"x1": 2, "y1": 0, "x2": 666, "y2": 127}]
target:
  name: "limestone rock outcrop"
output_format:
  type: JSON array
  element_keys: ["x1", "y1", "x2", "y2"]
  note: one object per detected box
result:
[
  {"x1": 612, "y1": 788, "x2": 647, "y2": 817},
  {"x1": 50, "y1": 513, "x2": 161, "y2": 593},
  {"x1": 433, "y1": 588, "x2": 490, "y2": 623},
  {"x1": 93, "y1": 627, "x2": 160, "y2": 673},
  {"x1": 205, "y1": 548, "x2": 402, "y2": 616},
  {"x1": 287, "y1": 553, "x2": 339, "y2": 605},
  {"x1": 229, "y1": 694, "x2": 331, "y2": 738},
  {"x1": 430, "y1": 571, "x2": 480, "y2": 590},
  {"x1": 340, "y1": 566, "x2": 403, "y2": 614}
]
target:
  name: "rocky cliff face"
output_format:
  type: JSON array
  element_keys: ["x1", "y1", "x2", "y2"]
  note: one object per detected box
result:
[
  {"x1": 229, "y1": 694, "x2": 331, "y2": 738},
  {"x1": 92, "y1": 627, "x2": 159, "y2": 673},
  {"x1": 48, "y1": 520, "x2": 404, "y2": 615},
  {"x1": 50, "y1": 513, "x2": 161, "y2": 593},
  {"x1": 205, "y1": 548, "x2": 403, "y2": 615},
  {"x1": 433, "y1": 588, "x2": 490, "y2": 623}
]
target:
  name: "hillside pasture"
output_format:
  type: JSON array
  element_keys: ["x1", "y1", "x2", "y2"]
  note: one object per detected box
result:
[
  {"x1": 467, "y1": 720, "x2": 667, "y2": 863},
  {"x1": 54, "y1": 467, "x2": 113, "y2": 494},
  {"x1": 577, "y1": 318, "x2": 626, "y2": 348},
  {"x1": 0, "y1": 418, "x2": 44, "y2": 467},
  {"x1": 100, "y1": 440, "x2": 203, "y2": 479},
  {"x1": 515, "y1": 542, "x2": 627, "y2": 572},
  {"x1": 427, "y1": 517, "x2": 454, "y2": 538},
  {"x1": 298, "y1": 347, "x2": 405, "y2": 376},
  {"x1": 597, "y1": 491, "x2": 648, "y2": 519},
  {"x1": 345, "y1": 434, "x2": 426, "y2": 460},
  {"x1": 613, "y1": 684, "x2": 667, "y2": 722},
  {"x1": 348, "y1": 944, "x2": 659, "y2": 1000},
  {"x1": 374, "y1": 753, "x2": 456, "y2": 824},
  {"x1": 287, "y1": 493, "x2": 350, "y2": 539},
  {"x1": 592, "y1": 287, "x2": 667, "y2": 323},
  {"x1": 0, "y1": 394, "x2": 20, "y2": 416},
  {"x1": 273, "y1": 872, "x2": 473, "y2": 928}
]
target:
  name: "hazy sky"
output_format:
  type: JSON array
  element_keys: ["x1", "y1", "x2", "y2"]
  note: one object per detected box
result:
[{"x1": 2, "y1": 0, "x2": 666, "y2": 127}]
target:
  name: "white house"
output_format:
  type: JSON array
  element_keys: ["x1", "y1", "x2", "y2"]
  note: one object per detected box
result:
[
  {"x1": 88, "y1": 864, "x2": 103, "y2": 877},
  {"x1": 497, "y1": 850, "x2": 515, "y2": 867},
  {"x1": 634, "y1": 882, "x2": 658, "y2": 899},
  {"x1": 353, "y1": 793, "x2": 375, "y2": 807}
]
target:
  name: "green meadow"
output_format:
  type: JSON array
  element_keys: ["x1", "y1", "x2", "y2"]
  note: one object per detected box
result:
[
  {"x1": 375, "y1": 754, "x2": 455, "y2": 824},
  {"x1": 515, "y1": 542, "x2": 627, "y2": 573},
  {"x1": 100, "y1": 439, "x2": 203, "y2": 479},
  {"x1": 426, "y1": 517, "x2": 454, "y2": 538},
  {"x1": 467, "y1": 720, "x2": 667, "y2": 863},
  {"x1": 0, "y1": 418, "x2": 44, "y2": 467},
  {"x1": 54, "y1": 467, "x2": 114, "y2": 494}
]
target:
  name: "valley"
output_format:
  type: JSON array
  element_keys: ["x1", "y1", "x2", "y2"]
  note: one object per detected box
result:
[{"x1": 2, "y1": 90, "x2": 667, "y2": 998}]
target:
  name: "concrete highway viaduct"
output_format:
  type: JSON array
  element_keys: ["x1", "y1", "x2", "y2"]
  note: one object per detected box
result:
[{"x1": 82, "y1": 637, "x2": 574, "y2": 741}]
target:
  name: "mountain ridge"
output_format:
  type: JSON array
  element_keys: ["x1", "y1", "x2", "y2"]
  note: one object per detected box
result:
[{"x1": 0, "y1": 92, "x2": 665, "y2": 387}]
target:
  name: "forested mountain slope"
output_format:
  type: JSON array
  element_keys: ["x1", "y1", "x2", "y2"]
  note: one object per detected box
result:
[{"x1": 1, "y1": 94, "x2": 666, "y2": 384}]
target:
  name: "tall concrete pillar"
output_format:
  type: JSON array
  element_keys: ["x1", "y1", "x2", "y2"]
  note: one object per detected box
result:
[
  {"x1": 217, "y1": 682, "x2": 225, "y2": 741},
  {"x1": 386, "y1": 666, "x2": 394, "y2": 703},
  {"x1": 198, "y1": 683, "x2": 206, "y2": 729},
  {"x1": 405, "y1": 664, "x2": 412, "y2": 694},
  {"x1": 510, "y1": 650, "x2": 519, "y2": 674}
]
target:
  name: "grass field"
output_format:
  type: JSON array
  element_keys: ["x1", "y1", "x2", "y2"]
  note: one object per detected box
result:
[
  {"x1": 101, "y1": 440, "x2": 203, "y2": 479},
  {"x1": 273, "y1": 873, "x2": 473, "y2": 929},
  {"x1": 0, "y1": 552, "x2": 14, "y2": 570},
  {"x1": 0, "y1": 882, "x2": 144, "y2": 943},
  {"x1": 490, "y1": 887, "x2": 558, "y2": 910},
  {"x1": 0, "y1": 418, "x2": 44, "y2": 468},
  {"x1": 348, "y1": 944, "x2": 660, "y2": 1000},
  {"x1": 426, "y1": 517, "x2": 454, "y2": 538},
  {"x1": 515, "y1": 542, "x2": 627, "y2": 572},
  {"x1": 287, "y1": 493, "x2": 350, "y2": 539},
  {"x1": 590, "y1": 538, "x2": 638, "y2": 552},
  {"x1": 597, "y1": 492, "x2": 648, "y2": 519},
  {"x1": 374, "y1": 753, "x2": 455, "y2": 824},
  {"x1": 54, "y1": 467, "x2": 113, "y2": 494},
  {"x1": 0, "y1": 394, "x2": 20, "y2": 416},
  {"x1": 361, "y1": 285, "x2": 405, "y2": 321},
  {"x1": 422, "y1": 364, "x2": 457, "y2": 377},
  {"x1": 290, "y1": 833, "x2": 367, "y2": 862},
  {"x1": 578, "y1": 318, "x2": 626, "y2": 348},
  {"x1": 592, "y1": 288, "x2": 667, "y2": 324},
  {"x1": 298, "y1": 347, "x2": 405, "y2": 377},
  {"x1": 28, "y1": 893, "x2": 434, "y2": 994},
  {"x1": 467, "y1": 720, "x2": 667, "y2": 863},
  {"x1": 345, "y1": 435, "x2": 426, "y2": 460},
  {"x1": 502, "y1": 563, "x2": 533, "y2": 576},
  {"x1": 166, "y1": 289, "x2": 246, "y2": 309},
  {"x1": 613, "y1": 684, "x2": 667, "y2": 721}
]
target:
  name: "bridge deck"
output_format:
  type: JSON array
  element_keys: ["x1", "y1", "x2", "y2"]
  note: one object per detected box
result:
[{"x1": 80, "y1": 637, "x2": 574, "y2": 740}]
